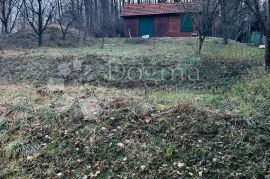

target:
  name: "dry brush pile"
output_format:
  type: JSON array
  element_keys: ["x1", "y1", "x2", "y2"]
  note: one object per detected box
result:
[{"x1": 0, "y1": 89, "x2": 269, "y2": 178}]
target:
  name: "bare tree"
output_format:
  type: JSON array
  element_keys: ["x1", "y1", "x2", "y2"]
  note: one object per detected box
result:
[
  {"x1": 197, "y1": 0, "x2": 219, "y2": 54},
  {"x1": 69, "y1": 0, "x2": 84, "y2": 40},
  {"x1": 245, "y1": 0, "x2": 270, "y2": 70},
  {"x1": 219, "y1": 0, "x2": 244, "y2": 44},
  {"x1": 56, "y1": 0, "x2": 76, "y2": 40},
  {"x1": 84, "y1": 0, "x2": 93, "y2": 36},
  {"x1": 180, "y1": 0, "x2": 219, "y2": 54},
  {"x1": 0, "y1": 0, "x2": 22, "y2": 34},
  {"x1": 100, "y1": 0, "x2": 109, "y2": 48},
  {"x1": 22, "y1": 0, "x2": 56, "y2": 46}
]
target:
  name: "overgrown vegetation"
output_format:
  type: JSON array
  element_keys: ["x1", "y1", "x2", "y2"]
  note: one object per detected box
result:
[{"x1": 0, "y1": 38, "x2": 269, "y2": 178}]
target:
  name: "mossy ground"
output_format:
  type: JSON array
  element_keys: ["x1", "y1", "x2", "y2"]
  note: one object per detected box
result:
[{"x1": 0, "y1": 37, "x2": 269, "y2": 178}]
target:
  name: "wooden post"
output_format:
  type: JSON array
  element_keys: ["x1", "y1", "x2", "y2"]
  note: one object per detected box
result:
[
  {"x1": 265, "y1": 34, "x2": 270, "y2": 70},
  {"x1": 128, "y1": 28, "x2": 132, "y2": 39}
]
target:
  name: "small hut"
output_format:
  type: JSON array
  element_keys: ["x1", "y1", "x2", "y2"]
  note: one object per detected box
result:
[
  {"x1": 236, "y1": 16, "x2": 264, "y2": 45},
  {"x1": 121, "y1": 2, "x2": 215, "y2": 38}
]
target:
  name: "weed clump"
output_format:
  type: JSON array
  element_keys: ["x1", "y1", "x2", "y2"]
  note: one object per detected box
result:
[
  {"x1": 0, "y1": 117, "x2": 8, "y2": 135},
  {"x1": 124, "y1": 38, "x2": 148, "y2": 44}
]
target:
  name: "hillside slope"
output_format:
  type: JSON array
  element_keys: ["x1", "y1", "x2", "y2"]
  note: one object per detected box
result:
[
  {"x1": 0, "y1": 25, "x2": 80, "y2": 49},
  {"x1": 0, "y1": 38, "x2": 269, "y2": 178}
]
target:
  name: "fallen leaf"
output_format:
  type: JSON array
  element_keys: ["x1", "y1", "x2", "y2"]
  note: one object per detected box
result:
[{"x1": 117, "y1": 143, "x2": 124, "y2": 148}]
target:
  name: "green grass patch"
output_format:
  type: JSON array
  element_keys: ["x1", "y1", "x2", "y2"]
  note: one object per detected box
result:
[{"x1": 230, "y1": 71, "x2": 270, "y2": 117}]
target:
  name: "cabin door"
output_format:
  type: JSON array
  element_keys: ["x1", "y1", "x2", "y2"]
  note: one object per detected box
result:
[{"x1": 139, "y1": 17, "x2": 154, "y2": 37}]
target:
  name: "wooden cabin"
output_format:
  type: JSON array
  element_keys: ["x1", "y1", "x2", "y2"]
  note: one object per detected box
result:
[{"x1": 121, "y1": 2, "x2": 208, "y2": 38}]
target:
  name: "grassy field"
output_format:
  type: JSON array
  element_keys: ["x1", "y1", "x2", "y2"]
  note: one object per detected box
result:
[{"x1": 0, "y1": 37, "x2": 269, "y2": 178}]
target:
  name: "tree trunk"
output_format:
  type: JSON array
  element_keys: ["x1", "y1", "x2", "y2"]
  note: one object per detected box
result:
[
  {"x1": 101, "y1": 37, "x2": 105, "y2": 49},
  {"x1": 38, "y1": 33, "x2": 43, "y2": 47},
  {"x1": 223, "y1": 24, "x2": 229, "y2": 45},
  {"x1": 38, "y1": 0, "x2": 43, "y2": 47},
  {"x1": 62, "y1": 32, "x2": 66, "y2": 41},
  {"x1": 266, "y1": 34, "x2": 270, "y2": 70},
  {"x1": 220, "y1": 0, "x2": 229, "y2": 45},
  {"x1": 84, "y1": 0, "x2": 91, "y2": 35},
  {"x1": 3, "y1": 21, "x2": 9, "y2": 34},
  {"x1": 197, "y1": 35, "x2": 205, "y2": 55},
  {"x1": 198, "y1": 41, "x2": 203, "y2": 54}
]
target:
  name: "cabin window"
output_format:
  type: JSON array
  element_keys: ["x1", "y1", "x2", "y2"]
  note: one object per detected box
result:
[{"x1": 181, "y1": 16, "x2": 193, "y2": 32}]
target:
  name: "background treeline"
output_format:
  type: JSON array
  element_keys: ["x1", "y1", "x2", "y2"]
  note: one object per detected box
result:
[
  {"x1": 0, "y1": 0, "x2": 179, "y2": 38},
  {"x1": 0, "y1": 0, "x2": 268, "y2": 44}
]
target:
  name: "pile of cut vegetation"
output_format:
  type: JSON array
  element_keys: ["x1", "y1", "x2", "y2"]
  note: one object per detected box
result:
[
  {"x1": 0, "y1": 25, "x2": 80, "y2": 49},
  {"x1": 0, "y1": 87, "x2": 269, "y2": 178}
]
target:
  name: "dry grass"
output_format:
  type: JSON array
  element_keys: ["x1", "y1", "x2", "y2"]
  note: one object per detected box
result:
[{"x1": 0, "y1": 37, "x2": 269, "y2": 178}]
